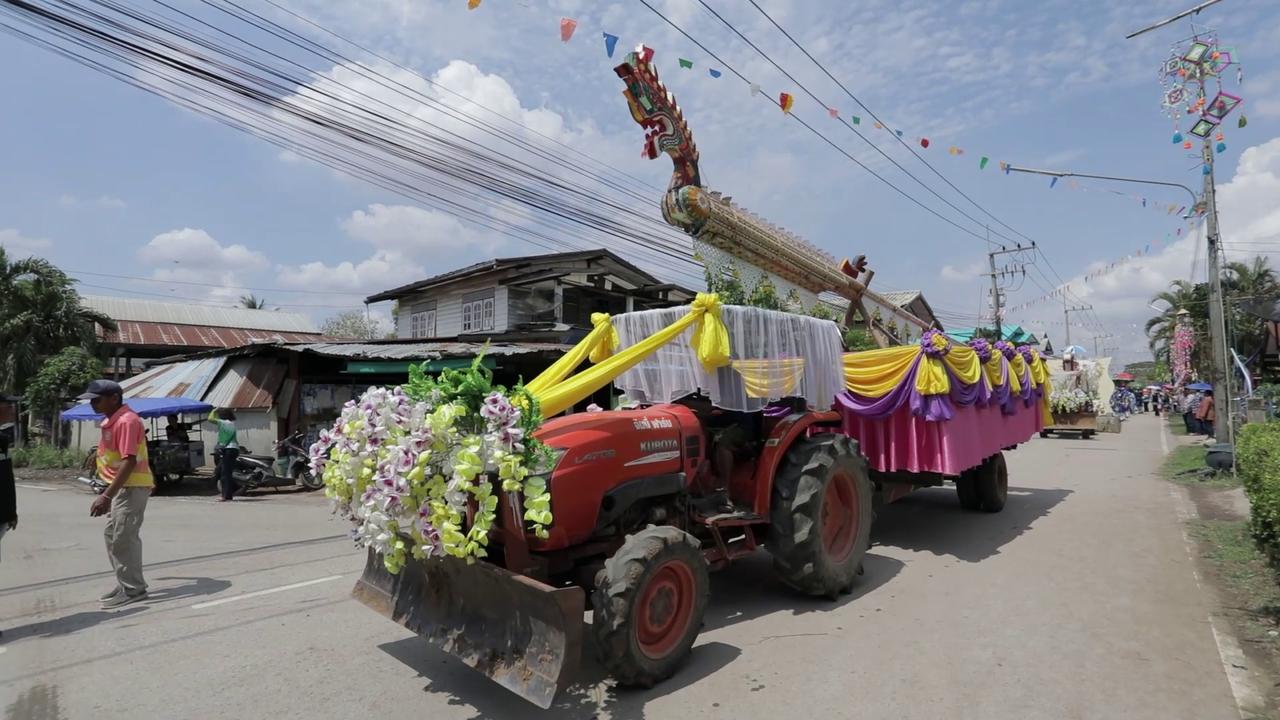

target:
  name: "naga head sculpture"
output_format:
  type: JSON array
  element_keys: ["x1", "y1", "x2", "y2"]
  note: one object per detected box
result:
[{"x1": 614, "y1": 45, "x2": 702, "y2": 190}]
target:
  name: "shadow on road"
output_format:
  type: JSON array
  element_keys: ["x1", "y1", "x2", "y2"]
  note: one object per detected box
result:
[
  {"x1": 377, "y1": 550, "x2": 904, "y2": 718},
  {"x1": 0, "y1": 575, "x2": 230, "y2": 642},
  {"x1": 871, "y1": 485, "x2": 1072, "y2": 562}
]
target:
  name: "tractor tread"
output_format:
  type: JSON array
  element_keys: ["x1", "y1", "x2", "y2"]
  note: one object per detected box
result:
[
  {"x1": 592, "y1": 525, "x2": 709, "y2": 688},
  {"x1": 769, "y1": 434, "x2": 873, "y2": 598}
]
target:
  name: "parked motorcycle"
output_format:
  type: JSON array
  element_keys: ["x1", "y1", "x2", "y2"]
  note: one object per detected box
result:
[{"x1": 215, "y1": 432, "x2": 321, "y2": 492}]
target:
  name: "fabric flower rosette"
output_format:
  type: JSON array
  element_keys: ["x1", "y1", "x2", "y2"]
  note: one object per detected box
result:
[
  {"x1": 838, "y1": 332, "x2": 1052, "y2": 424},
  {"x1": 309, "y1": 358, "x2": 555, "y2": 574}
]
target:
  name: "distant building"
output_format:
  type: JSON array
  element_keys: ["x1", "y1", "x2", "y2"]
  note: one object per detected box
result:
[
  {"x1": 83, "y1": 296, "x2": 324, "y2": 377},
  {"x1": 947, "y1": 325, "x2": 1040, "y2": 346},
  {"x1": 365, "y1": 249, "x2": 695, "y2": 342}
]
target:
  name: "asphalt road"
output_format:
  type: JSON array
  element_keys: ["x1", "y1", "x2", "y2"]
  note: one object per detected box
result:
[{"x1": 1, "y1": 414, "x2": 1243, "y2": 719}]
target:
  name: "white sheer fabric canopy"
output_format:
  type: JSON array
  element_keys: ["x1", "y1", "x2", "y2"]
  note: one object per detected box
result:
[{"x1": 612, "y1": 305, "x2": 846, "y2": 411}]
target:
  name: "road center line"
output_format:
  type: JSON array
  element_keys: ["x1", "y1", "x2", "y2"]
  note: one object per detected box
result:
[{"x1": 191, "y1": 575, "x2": 344, "y2": 610}]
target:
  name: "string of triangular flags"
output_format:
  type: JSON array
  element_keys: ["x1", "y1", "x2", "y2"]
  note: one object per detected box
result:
[
  {"x1": 461, "y1": 2, "x2": 1045, "y2": 177},
  {"x1": 1005, "y1": 218, "x2": 1203, "y2": 314}
]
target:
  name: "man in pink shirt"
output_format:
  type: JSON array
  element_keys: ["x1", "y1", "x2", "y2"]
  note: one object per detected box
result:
[{"x1": 82, "y1": 379, "x2": 154, "y2": 608}]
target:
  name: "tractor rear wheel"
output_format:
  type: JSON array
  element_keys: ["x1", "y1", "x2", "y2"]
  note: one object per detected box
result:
[
  {"x1": 770, "y1": 434, "x2": 873, "y2": 599},
  {"x1": 592, "y1": 525, "x2": 709, "y2": 688},
  {"x1": 974, "y1": 452, "x2": 1008, "y2": 513}
]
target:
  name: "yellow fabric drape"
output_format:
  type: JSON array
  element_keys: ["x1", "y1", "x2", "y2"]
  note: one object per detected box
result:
[
  {"x1": 524, "y1": 312, "x2": 617, "y2": 395},
  {"x1": 1040, "y1": 368, "x2": 1054, "y2": 426},
  {"x1": 732, "y1": 358, "x2": 806, "y2": 398},
  {"x1": 982, "y1": 355, "x2": 1006, "y2": 389},
  {"x1": 941, "y1": 345, "x2": 984, "y2": 386},
  {"x1": 531, "y1": 293, "x2": 730, "y2": 417},
  {"x1": 842, "y1": 346, "x2": 918, "y2": 397}
]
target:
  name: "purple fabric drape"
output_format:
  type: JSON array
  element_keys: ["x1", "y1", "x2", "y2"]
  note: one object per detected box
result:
[
  {"x1": 836, "y1": 355, "x2": 925, "y2": 421},
  {"x1": 837, "y1": 353, "x2": 1043, "y2": 424}
]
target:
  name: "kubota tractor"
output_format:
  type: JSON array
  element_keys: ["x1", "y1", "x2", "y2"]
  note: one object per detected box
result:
[{"x1": 353, "y1": 397, "x2": 873, "y2": 708}]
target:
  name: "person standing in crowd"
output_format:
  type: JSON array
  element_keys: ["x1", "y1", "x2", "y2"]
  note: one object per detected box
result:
[
  {"x1": 1153, "y1": 390, "x2": 1163, "y2": 417},
  {"x1": 1196, "y1": 389, "x2": 1216, "y2": 438},
  {"x1": 206, "y1": 408, "x2": 239, "y2": 502},
  {"x1": 1184, "y1": 390, "x2": 1202, "y2": 434},
  {"x1": 82, "y1": 380, "x2": 152, "y2": 608}
]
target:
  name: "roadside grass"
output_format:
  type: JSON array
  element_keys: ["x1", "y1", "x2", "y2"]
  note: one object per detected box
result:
[
  {"x1": 1168, "y1": 414, "x2": 1189, "y2": 436},
  {"x1": 1191, "y1": 519, "x2": 1280, "y2": 638},
  {"x1": 1162, "y1": 443, "x2": 1240, "y2": 488}
]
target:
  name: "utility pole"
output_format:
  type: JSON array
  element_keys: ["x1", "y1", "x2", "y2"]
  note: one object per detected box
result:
[
  {"x1": 985, "y1": 238, "x2": 1030, "y2": 341},
  {"x1": 1063, "y1": 301, "x2": 1092, "y2": 346}
]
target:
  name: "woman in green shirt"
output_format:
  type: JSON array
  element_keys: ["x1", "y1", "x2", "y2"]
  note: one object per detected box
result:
[{"x1": 206, "y1": 409, "x2": 239, "y2": 501}]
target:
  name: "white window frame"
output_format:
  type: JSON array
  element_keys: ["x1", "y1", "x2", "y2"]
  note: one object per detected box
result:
[
  {"x1": 409, "y1": 309, "x2": 436, "y2": 339},
  {"x1": 461, "y1": 291, "x2": 496, "y2": 333}
]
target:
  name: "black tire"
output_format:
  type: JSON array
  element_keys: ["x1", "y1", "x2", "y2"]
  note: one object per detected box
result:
[
  {"x1": 1039, "y1": 430, "x2": 1051, "y2": 439},
  {"x1": 294, "y1": 463, "x2": 322, "y2": 490},
  {"x1": 592, "y1": 525, "x2": 709, "y2": 688},
  {"x1": 769, "y1": 434, "x2": 873, "y2": 598},
  {"x1": 955, "y1": 471, "x2": 982, "y2": 510},
  {"x1": 974, "y1": 452, "x2": 1008, "y2": 513}
]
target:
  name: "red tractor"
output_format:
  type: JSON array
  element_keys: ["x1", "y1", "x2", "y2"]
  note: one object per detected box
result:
[{"x1": 354, "y1": 395, "x2": 1008, "y2": 707}]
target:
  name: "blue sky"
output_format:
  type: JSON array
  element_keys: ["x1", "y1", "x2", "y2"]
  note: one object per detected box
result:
[{"x1": 1, "y1": 0, "x2": 1278, "y2": 364}]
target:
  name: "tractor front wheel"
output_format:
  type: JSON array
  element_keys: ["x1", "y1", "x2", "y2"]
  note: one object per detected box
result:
[
  {"x1": 592, "y1": 525, "x2": 709, "y2": 688},
  {"x1": 770, "y1": 434, "x2": 873, "y2": 599}
]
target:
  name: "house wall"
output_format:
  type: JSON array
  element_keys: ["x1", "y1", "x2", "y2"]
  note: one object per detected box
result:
[{"x1": 395, "y1": 279, "x2": 509, "y2": 338}]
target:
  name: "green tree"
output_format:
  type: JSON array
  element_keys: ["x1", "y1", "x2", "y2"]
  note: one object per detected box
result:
[
  {"x1": 26, "y1": 347, "x2": 103, "y2": 418},
  {"x1": 843, "y1": 327, "x2": 878, "y2": 351},
  {"x1": 1224, "y1": 256, "x2": 1279, "y2": 365},
  {"x1": 240, "y1": 293, "x2": 268, "y2": 309},
  {"x1": 0, "y1": 248, "x2": 114, "y2": 395}
]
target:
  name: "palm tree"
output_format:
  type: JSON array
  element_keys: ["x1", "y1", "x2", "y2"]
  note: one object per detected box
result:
[
  {"x1": 0, "y1": 247, "x2": 115, "y2": 394},
  {"x1": 239, "y1": 293, "x2": 267, "y2": 309},
  {"x1": 1224, "y1": 256, "x2": 1279, "y2": 364},
  {"x1": 1145, "y1": 279, "x2": 1210, "y2": 369}
]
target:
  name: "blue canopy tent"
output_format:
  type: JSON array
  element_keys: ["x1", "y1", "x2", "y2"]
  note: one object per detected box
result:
[
  {"x1": 60, "y1": 396, "x2": 213, "y2": 422},
  {"x1": 1187, "y1": 382, "x2": 1213, "y2": 391}
]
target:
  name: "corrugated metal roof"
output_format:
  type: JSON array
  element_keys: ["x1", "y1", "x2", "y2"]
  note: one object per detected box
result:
[
  {"x1": 120, "y1": 357, "x2": 228, "y2": 399},
  {"x1": 875, "y1": 290, "x2": 924, "y2": 308},
  {"x1": 102, "y1": 320, "x2": 323, "y2": 348},
  {"x1": 83, "y1": 295, "x2": 319, "y2": 333},
  {"x1": 204, "y1": 357, "x2": 287, "y2": 409},
  {"x1": 284, "y1": 341, "x2": 570, "y2": 359}
]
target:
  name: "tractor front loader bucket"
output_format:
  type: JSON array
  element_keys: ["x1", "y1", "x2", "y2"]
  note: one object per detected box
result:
[{"x1": 352, "y1": 549, "x2": 585, "y2": 709}]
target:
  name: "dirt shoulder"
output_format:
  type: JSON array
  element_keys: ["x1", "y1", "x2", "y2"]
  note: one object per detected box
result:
[{"x1": 1164, "y1": 435, "x2": 1280, "y2": 719}]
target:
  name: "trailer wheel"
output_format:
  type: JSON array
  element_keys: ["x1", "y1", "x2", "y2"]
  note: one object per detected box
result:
[
  {"x1": 974, "y1": 452, "x2": 1008, "y2": 513},
  {"x1": 592, "y1": 525, "x2": 709, "y2": 688},
  {"x1": 1039, "y1": 430, "x2": 1051, "y2": 439},
  {"x1": 770, "y1": 434, "x2": 873, "y2": 599},
  {"x1": 955, "y1": 471, "x2": 982, "y2": 510}
]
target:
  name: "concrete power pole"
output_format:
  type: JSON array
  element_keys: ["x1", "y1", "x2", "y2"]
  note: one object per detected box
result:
[
  {"x1": 1063, "y1": 301, "x2": 1093, "y2": 347},
  {"x1": 986, "y1": 241, "x2": 1029, "y2": 341}
]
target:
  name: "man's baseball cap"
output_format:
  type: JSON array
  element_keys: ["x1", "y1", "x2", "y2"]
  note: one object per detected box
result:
[{"x1": 77, "y1": 379, "x2": 123, "y2": 400}]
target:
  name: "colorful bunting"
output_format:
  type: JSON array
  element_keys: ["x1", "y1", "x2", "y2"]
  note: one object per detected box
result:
[
  {"x1": 828, "y1": 107, "x2": 839, "y2": 119},
  {"x1": 895, "y1": 129, "x2": 903, "y2": 137},
  {"x1": 980, "y1": 156, "x2": 989, "y2": 169},
  {"x1": 602, "y1": 32, "x2": 618, "y2": 58},
  {"x1": 851, "y1": 116, "x2": 861, "y2": 125},
  {"x1": 678, "y1": 58, "x2": 693, "y2": 69},
  {"x1": 467, "y1": 0, "x2": 480, "y2": 9},
  {"x1": 779, "y1": 92, "x2": 795, "y2": 113},
  {"x1": 920, "y1": 138, "x2": 930, "y2": 148},
  {"x1": 708, "y1": 68, "x2": 722, "y2": 78},
  {"x1": 749, "y1": 83, "x2": 761, "y2": 96},
  {"x1": 873, "y1": 121, "x2": 882, "y2": 129},
  {"x1": 559, "y1": 17, "x2": 577, "y2": 42}
]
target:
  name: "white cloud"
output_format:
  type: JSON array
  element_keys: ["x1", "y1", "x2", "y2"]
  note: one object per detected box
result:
[
  {"x1": 0, "y1": 228, "x2": 53, "y2": 258},
  {"x1": 277, "y1": 203, "x2": 506, "y2": 296},
  {"x1": 138, "y1": 228, "x2": 270, "y2": 303},
  {"x1": 1022, "y1": 136, "x2": 1280, "y2": 363},
  {"x1": 940, "y1": 260, "x2": 984, "y2": 282}
]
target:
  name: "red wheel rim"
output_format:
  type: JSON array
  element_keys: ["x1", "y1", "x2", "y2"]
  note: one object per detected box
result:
[
  {"x1": 635, "y1": 559, "x2": 697, "y2": 659},
  {"x1": 822, "y1": 471, "x2": 858, "y2": 563}
]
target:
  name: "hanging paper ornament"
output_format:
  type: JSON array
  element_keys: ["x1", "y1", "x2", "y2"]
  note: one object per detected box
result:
[
  {"x1": 1215, "y1": 131, "x2": 1225, "y2": 141},
  {"x1": 1183, "y1": 141, "x2": 1193, "y2": 149},
  {"x1": 920, "y1": 138, "x2": 930, "y2": 148},
  {"x1": 1172, "y1": 131, "x2": 1183, "y2": 143},
  {"x1": 1202, "y1": 164, "x2": 1211, "y2": 175},
  {"x1": 602, "y1": 32, "x2": 618, "y2": 57},
  {"x1": 1216, "y1": 141, "x2": 1226, "y2": 153},
  {"x1": 749, "y1": 83, "x2": 761, "y2": 96},
  {"x1": 708, "y1": 68, "x2": 722, "y2": 78},
  {"x1": 979, "y1": 156, "x2": 989, "y2": 169},
  {"x1": 1238, "y1": 114, "x2": 1248, "y2": 128},
  {"x1": 947, "y1": 146, "x2": 958, "y2": 156},
  {"x1": 850, "y1": 116, "x2": 861, "y2": 125},
  {"x1": 467, "y1": 0, "x2": 481, "y2": 9},
  {"x1": 678, "y1": 58, "x2": 693, "y2": 69},
  {"x1": 779, "y1": 92, "x2": 795, "y2": 113},
  {"x1": 559, "y1": 17, "x2": 577, "y2": 42},
  {"x1": 1049, "y1": 177, "x2": 1059, "y2": 189},
  {"x1": 828, "y1": 108, "x2": 839, "y2": 119},
  {"x1": 873, "y1": 121, "x2": 882, "y2": 129},
  {"x1": 895, "y1": 129, "x2": 904, "y2": 137}
]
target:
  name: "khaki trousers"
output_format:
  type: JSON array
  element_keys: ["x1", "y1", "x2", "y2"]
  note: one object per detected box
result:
[{"x1": 105, "y1": 487, "x2": 149, "y2": 594}]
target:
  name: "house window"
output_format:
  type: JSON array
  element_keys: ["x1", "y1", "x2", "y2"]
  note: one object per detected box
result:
[
  {"x1": 461, "y1": 292, "x2": 496, "y2": 333},
  {"x1": 409, "y1": 309, "x2": 436, "y2": 338}
]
